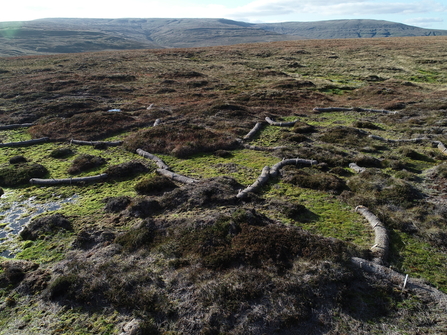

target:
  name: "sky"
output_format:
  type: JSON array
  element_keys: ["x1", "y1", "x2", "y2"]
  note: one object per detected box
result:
[{"x1": 1, "y1": 0, "x2": 447, "y2": 30}]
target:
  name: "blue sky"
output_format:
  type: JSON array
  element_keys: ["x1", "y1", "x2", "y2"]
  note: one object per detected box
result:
[{"x1": 2, "y1": 0, "x2": 447, "y2": 30}]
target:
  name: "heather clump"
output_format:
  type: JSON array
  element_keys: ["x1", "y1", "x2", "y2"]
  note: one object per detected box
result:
[
  {"x1": 0, "y1": 163, "x2": 48, "y2": 186},
  {"x1": 67, "y1": 154, "x2": 106, "y2": 175},
  {"x1": 124, "y1": 124, "x2": 239, "y2": 158}
]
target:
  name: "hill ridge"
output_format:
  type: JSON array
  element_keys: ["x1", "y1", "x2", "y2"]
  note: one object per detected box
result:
[{"x1": 1, "y1": 18, "x2": 447, "y2": 56}]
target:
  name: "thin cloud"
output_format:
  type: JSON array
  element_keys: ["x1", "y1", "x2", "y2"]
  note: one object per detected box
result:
[
  {"x1": 404, "y1": 16, "x2": 444, "y2": 27},
  {"x1": 224, "y1": 0, "x2": 447, "y2": 18},
  {"x1": 2, "y1": 0, "x2": 447, "y2": 25}
]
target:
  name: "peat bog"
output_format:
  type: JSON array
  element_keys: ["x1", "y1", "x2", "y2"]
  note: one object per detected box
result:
[{"x1": 0, "y1": 37, "x2": 447, "y2": 334}]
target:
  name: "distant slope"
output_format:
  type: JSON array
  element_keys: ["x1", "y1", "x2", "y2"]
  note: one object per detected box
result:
[
  {"x1": 256, "y1": 19, "x2": 447, "y2": 39},
  {"x1": 0, "y1": 18, "x2": 299, "y2": 57},
  {"x1": 1, "y1": 18, "x2": 447, "y2": 57}
]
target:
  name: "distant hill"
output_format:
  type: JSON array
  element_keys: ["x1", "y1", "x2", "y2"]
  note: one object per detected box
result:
[
  {"x1": 256, "y1": 19, "x2": 447, "y2": 39},
  {"x1": 1, "y1": 18, "x2": 447, "y2": 57}
]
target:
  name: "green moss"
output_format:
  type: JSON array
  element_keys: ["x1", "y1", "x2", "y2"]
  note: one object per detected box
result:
[
  {"x1": 390, "y1": 231, "x2": 447, "y2": 293},
  {"x1": 0, "y1": 129, "x2": 32, "y2": 144},
  {"x1": 163, "y1": 149, "x2": 278, "y2": 185},
  {"x1": 248, "y1": 124, "x2": 286, "y2": 147},
  {"x1": 306, "y1": 112, "x2": 363, "y2": 127},
  {"x1": 264, "y1": 182, "x2": 374, "y2": 248},
  {"x1": 58, "y1": 179, "x2": 139, "y2": 217},
  {"x1": 408, "y1": 70, "x2": 443, "y2": 84},
  {"x1": 15, "y1": 231, "x2": 73, "y2": 264}
]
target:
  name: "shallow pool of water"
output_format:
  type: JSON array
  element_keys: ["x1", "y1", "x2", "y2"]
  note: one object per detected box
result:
[{"x1": 0, "y1": 193, "x2": 77, "y2": 257}]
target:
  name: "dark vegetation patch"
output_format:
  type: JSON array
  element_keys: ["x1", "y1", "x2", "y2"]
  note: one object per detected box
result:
[
  {"x1": 272, "y1": 79, "x2": 316, "y2": 89},
  {"x1": 381, "y1": 157, "x2": 410, "y2": 171},
  {"x1": 210, "y1": 103, "x2": 252, "y2": 119},
  {"x1": 240, "y1": 90, "x2": 332, "y2": 109},
  {"x1": 115, "y1": 222, "x2": 155, "y2": 252},
  {"x1": 186, "y1": 80, "x2": 209, "y2": 88},
  {"x1": 258, "y1": 70, "x2": 289, "y2": 77},
  {"x1": 329, "y1": 167, "x2": 353, "y2": 177},
  {"x1": 9, "y1": 155, "x2": 27, "y2": 164},
  {"x1": 0, "y1": 163, "x2": 48, "y2": 187},
  {"x1": 156, "y1": 87, "x2": 176, "y2": 94},
  {"x1": 72, "y1": 228, "x2": 116, "y2": 250},
  {"x1": 352, "y1": 120, "x2": 383, "y2": 130},
  {"x1": 158, "y1": 176, "x2": 242, "y2": 211},
  {"x1": 319, "y1": 126, "x2": 369, "y2": 146},
  {"x1": 126, "y1": 198, "x2": 162, "y2": 218},
  {"x1": 174, "y1": 209, "x2": 350, "y2": 271},
  {"x1": 286, "y1": 144, "x2": 352, "y2": 168},
  {"x1": 44, "y1": 252, "x2": 170, "y2": 314},
  {"x1": 159, "y1": 70, "x2": 204, "y2": 79},
  {"x1": 104, "y1": 160, "x2": 149, "y2": 179},
  {"x1": 49, "y1": 147, "x2": 74, "y2": 159},
  {"x1": 283, "y1": 133, "x2": 310, "y2": 143},
  {"x1": 427, "y1": 229, "x2": 447, "y2": 250},
  {"x1": 393, "y1": 169, "x2": 418, "y2": 181},
  {"x1": 353, "y1": 154, "x2": 383, "y2": 168},
  {"x1": 29, "y1": 112, "x2": 152, "y2": 141},
  {"x1": 67, "y1": 154, "x2": 106, "y2": 175},
  {"x1": 282, "y1": 169, "x2": 347, "y2": 194},
  {"x1": 134, "y1": 175, "x2": 177, "y2": 195},
  {"x1": 266, "y1": 199, "x2": 318, "y2": 222},
  {"x1": 44, "y1": 99, "x2": 101, "y2": 118},
  {"x1": 213, "y1": 149, "x2": 233, "y2": 158},
  {"x1": 431, "y1": 163, "x2": 447, "y2": 178},
  {"x1": 124, "y1": 124, "x2": 239, "y2": 158},
  {"x1": 291, "y1": 121, "x2": 317, "y2": 134},
  {"x1": 345, "y1": 170, "x2": 423, "y2": 208},
  {"x1": 103, "y1": 196, "x2": 132, "y2": 213},
  {"x1": 0, "y1": 260, "x2": 39, "y2": 289},
  {"x1": 90, "y1": 74, "x2": 136, "y2": 82},
  {"x1": 397, "y1": 147, "x2": 434, "y2": 162},
  {"x1": 20, "y1": 213, "x2": 72, "y2": 241}
]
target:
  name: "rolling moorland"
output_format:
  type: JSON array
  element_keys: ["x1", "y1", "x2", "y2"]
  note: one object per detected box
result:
[
  {"x1": 1, "y1": 18, "x2": 447, "y2": 57},
  {"x1": 0, "y1": 36, "x2": 447, "y2": 334}
]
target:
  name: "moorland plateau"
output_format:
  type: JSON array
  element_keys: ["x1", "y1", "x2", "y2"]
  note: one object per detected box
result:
[{"x1": 0, "y1": 36, "x2": 447, "y2": 334}]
